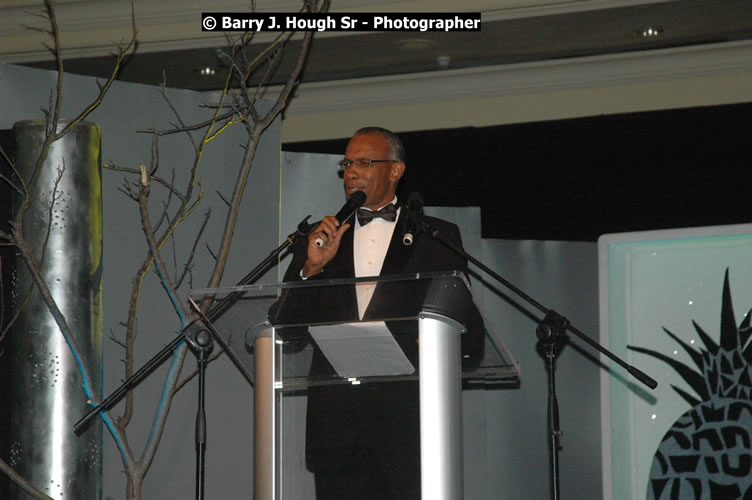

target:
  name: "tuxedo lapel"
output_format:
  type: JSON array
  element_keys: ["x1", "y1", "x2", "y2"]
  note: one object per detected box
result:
[
  {"x1": 323, "y1": 226, "x2": 359, "y2": 319},
  {"x1": 378, "y1": 208, "x2": 414, "y2": 276},
  {"x1": 333, "y1": 224, "x2": 355, "y2": 277},
  {"x1": 361, "y1": 209, "x2": 417, "y2": 321}
]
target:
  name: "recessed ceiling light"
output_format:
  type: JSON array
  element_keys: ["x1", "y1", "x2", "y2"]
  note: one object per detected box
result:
[
  {"x1": 640, "y1": 26, "x2": 663, "y2": 38},
  {"x1": 436, "y1": 55, "x2": 451, "y2": 70},
  {"x1": 394, "y1": 39, "x2": 438, "y2": 51}
]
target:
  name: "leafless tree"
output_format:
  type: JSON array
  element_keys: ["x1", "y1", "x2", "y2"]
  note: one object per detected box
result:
[{"x1": 0, "y1": 1, "x2": 328, "y2": 498}]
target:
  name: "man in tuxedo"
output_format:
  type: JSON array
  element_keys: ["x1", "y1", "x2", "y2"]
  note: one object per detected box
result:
[{"x1": 278, "y1": 127, "x2": 482, "y2": 499}]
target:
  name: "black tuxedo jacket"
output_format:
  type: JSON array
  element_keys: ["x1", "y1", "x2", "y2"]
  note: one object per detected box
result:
[{"x1": 273, "y1": 208, "x2": 483, "y2": 474}]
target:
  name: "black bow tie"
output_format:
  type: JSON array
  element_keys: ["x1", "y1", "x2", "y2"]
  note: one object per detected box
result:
[{"x1": 357, "y1": 203, "x2": 397, "y2": 226}]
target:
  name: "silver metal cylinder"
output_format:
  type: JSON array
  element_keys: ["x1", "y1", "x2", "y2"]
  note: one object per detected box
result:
[
  {"x1": 255, "y1": 327, "x2": 276, "y2": 500},
  {"x1": 420, "y1": 314, "x2": 464, "y2": 500},
  {"x1": 9, "y1": 120, "x2": 103, "y2": 500}
]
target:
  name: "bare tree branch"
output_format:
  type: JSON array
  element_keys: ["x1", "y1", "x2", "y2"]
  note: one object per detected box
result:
[
  {"x1": 110, "y1": 329, "x2": 127, "y2": 349},
  {"x1": 152, "y1": 170, "x2": 178, "y2": 234},
  {"x1": 104, "y1": 163, "x2": 187, "y2": 203},
  {"x1": 0, "y1": 281, "x2": 34, "y2": 347},
  {"x1": 2, "y1": 2, "x2": 140, "y2": 494},
  {"x1": 0, "y1": 172, "x2": 24, "y2": 196},
  {"x1": 38, "y1": 165, "x2": 65, "y2": 265},
  {"x1": 18, "y1": 1, "x2": 137, "y2": 224},
  {"x1": 5, "y1": 1, "x2": 324, "y2": 497},
  {"x1": 158, "y1": 75, "x2": 199, "y2": 153},
  {"x1": 0, "y1": 458, "x2": 54, "y2": 500},
  {"x1": 126, "y1": 165, "x2": 195, "y2": 471},
  {"x1": 10, "y1": 224, "x2": 137, "y2": 477},
  {"x1": 176, "y1": 209, "x2": 212, "y2": 289},
  {"x1": 215, "y1": 189, "x2": 231, "y2": 208},
  {"x1": 0, "y1": 257, "x2": 5, "y2": 347},
  {"x1": 199, "y1": 0, "x2": 328, "y2": 311},
  {"x1": 0, "y1": 145, "x2": 25, "y2": 196}
]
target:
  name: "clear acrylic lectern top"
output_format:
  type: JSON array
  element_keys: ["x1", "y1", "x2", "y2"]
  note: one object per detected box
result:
[{"x1": 189, "y1": 271, "x2": 519, "y2": 390}]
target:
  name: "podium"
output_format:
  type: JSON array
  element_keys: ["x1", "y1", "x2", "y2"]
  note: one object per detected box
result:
[{"x1": 190, "y1": 271, "x2": 519, "y2": 499}]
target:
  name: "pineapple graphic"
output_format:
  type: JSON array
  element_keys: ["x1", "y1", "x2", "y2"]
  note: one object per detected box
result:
[{"x1": 629, "y1": 270, "x2": 752, "y2": 499}]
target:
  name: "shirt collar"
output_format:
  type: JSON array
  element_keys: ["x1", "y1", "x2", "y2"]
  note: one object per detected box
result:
[{"x1": 362, "y1": 196, "x2": 398, "y2": 213}]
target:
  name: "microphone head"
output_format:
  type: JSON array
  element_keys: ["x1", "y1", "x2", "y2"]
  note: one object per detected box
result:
[
  {"x1": 407, "y1": 191, "x2": 424, "y2": 208},
  {"x1": 349, "y1": 190, "x2": 367, "y2": 207}
]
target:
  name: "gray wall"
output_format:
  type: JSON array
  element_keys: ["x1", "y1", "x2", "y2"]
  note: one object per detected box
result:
[
  {"x1": 1, "y1": 64, "x2": 602, "y2": 499},
  {"x1": 479, "y1": 239, "x2": 601, "y2": 499}
]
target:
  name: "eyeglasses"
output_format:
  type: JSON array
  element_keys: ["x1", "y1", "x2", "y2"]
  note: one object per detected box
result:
[{"x1": 337, "y1": 158, "x2": 397, "y2": 172}]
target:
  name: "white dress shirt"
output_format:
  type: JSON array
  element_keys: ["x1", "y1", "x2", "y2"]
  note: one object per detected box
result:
[{"x1": 353, "y1": 197, "x2": 400, "y2": 319}]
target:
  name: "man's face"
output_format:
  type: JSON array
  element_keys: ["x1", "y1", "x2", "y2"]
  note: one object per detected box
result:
[{"x1": 342, "y1": 133, "x2": 405, "y2": 210}]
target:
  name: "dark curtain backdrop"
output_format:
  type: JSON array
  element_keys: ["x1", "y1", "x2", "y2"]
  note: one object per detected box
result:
[{"x1": 284, "y1": 102, "x2": 752, "y2": 241}]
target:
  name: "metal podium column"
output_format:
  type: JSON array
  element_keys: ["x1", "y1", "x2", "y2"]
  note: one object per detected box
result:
[
  {"x1": 419, "y1": 314, "x2": 464, "y2": 500},
  {"x1": 254, "y1": 327, "x2": 277, "y2": 500}
]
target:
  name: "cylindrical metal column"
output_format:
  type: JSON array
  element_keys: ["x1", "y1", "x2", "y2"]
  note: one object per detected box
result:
[
  {"x1": 9, "y1": 120, "x2": 103, "y2": 500},
  {"x1": 419, "y1": 314, "x2": 464, "y2": 500},
  {"x1": 254, "y1": 327, "x2": 276, "y2": 500}
]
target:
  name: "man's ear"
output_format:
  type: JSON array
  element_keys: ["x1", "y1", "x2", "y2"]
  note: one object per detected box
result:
[{"x1": 391, "y1": 161, "x2": 405, "y2": 182}]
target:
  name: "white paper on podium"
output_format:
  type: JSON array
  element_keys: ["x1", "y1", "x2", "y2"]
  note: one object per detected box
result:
[{"x1": 308, "y1": 321, "x2": 415, "y2": 378}]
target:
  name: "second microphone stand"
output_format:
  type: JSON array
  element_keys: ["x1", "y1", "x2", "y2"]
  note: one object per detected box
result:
[{"x1": 421, "y1": 219, "x2": 657, "y2": 500}]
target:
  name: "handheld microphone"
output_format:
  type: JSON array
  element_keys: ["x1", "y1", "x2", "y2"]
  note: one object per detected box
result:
[
  {"x1": 314, "y1": 190, "x2": 367, "y2": 247},
  {"x1": 402, "y1": 192, "x2": 424, "y2": 246}
]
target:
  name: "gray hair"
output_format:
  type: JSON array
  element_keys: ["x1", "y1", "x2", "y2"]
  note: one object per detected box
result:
[{"x1": 353, "y1": 126, "x2": 406, "y2": 163}]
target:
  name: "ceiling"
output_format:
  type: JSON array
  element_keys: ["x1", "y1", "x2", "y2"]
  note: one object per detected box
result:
[{"x1": 3, "y1": 0, "x2": 752, "y2": 91}]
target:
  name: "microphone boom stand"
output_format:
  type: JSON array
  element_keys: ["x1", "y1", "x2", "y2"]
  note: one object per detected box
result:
[
  {"x1": 73, "y1": 215, "x2": 316, "y2": 500},
  {"x1": 422, "y1": 221, "x2": 657, "y2": 500}
]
